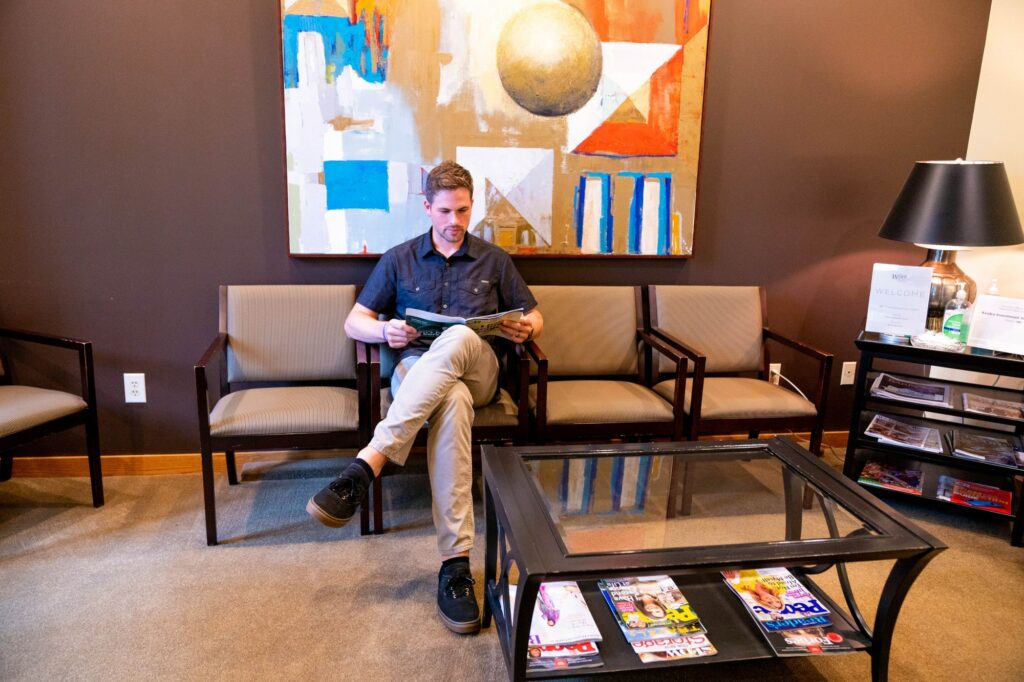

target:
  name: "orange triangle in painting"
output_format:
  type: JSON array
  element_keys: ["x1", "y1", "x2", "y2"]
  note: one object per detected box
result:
[
  {"x1": 285, "y1": 0, "x2": 348, "y2": 17},
  {"x1": 573, "y1": 50, "x2": 683, "y2": 157}
]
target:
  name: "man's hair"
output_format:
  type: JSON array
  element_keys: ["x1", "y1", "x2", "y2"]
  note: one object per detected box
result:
[{"x1": 424, "y1": 160, "x2": 474, "y2": 203}]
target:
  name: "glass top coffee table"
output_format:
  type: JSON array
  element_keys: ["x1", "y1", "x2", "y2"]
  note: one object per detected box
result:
[{"x1": 480, "y1": 438, "x2": 945, "y2": 681}]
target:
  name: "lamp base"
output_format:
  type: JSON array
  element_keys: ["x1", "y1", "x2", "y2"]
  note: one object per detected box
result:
[{"x1": 922, "y1": 249, "x2": 976, "y2": 332}]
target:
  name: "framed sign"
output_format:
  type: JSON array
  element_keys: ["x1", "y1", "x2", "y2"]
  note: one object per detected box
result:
[
  {"x1": 967, "y1": 295, "x2": 1024, "y2": 355},
  {"x1": 864, "y1": 264, "x2": 932, "y2": 338},
  {"x1": 280, "y1": 0, "x2": 712, "y2": 257}
]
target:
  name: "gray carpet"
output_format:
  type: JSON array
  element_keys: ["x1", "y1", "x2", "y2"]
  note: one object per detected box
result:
[{"x1": 2, "y1": 454, "x2": 1023, "y2": 681}]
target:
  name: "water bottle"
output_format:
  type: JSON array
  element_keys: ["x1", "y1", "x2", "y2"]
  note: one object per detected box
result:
[
  {"x1": 987, "y1": 278, "x2": 1000, "y2": 296},
  {"x1": 941, "y1": 286, "x2": 972, "y2": 342}
]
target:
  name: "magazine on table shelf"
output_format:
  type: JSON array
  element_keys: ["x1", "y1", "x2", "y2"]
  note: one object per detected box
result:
[
  {"x1": 948, "y1": 431, "x2": 1019, "y2": 467},
  {"x1": 722, "y1": 568, "x2": 862, "y2": 656},
  {"x1": 962, "y1": 393, "x2": 1024, "y2": 421},
  {"x1": 403, "y1": 307, "x2": 522, "y2": 339},
  {"x1": 863, "y1": 414, "x2": 943, "y2": 453},
  {"x1": 721, "y1": 568, "x2": 831, "y2": 632},
  {"x1": 936, "y1": 475, "x2": 1013, "y2": 514},
  {"x1": 870, "y1": 373, "x2": 951, "y2": 407},
  {"x1": 597, "y1": 575, "x2": 716, "y2": 662},
  {"x1": 597, "y1": 575, "x2": 701, "y2": 630},
  {"x1": 857, "y1": 460, "x2": 924, "y2": 495},
  {"x1": 507, "y1": 582, "x2": 604, "y2": 671}
]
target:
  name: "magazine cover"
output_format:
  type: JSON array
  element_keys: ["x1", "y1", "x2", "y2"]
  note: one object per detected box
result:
[
  {"x1": 634, "y1": 633, "x2": 718, "y2": 662},
  {"x1": 950, "y1": 431, "x2": 1019, "y2": 467},
  {"x1": 403, "y1": 307, "x2": 522, "y2": 339},
  {"x1": 722, "y1": 568, "x2": 831, "y2": 632},
  {"x1": 614, "y1": 621, "x2": 706, "y2": 647},
  {"x1": 858, "y1": 460, "x2": 923, "y2": 495},
  {"x1": 761, "y1": 625, "x2": 865, "y2": 656},
  {"x1": 870, "y1": 373, "x2": 951, "y2": 406},
  {"x1": 937, "y1": 475, "x2": 1012, "y2": 514},
  {"x1": 962, "y1": 393, "x2": 1024, "y2": 420},
  {"x1": 509, "y1": 582, "x2": 603, "y2": 646},
  {"x1": 525, "y1": 641, "x2": 603, "y2": 672},
  {"x1": 864, "y1": 414, "x2": 942, "y2": 453},
  {"x1": 597, "y1": 576, "x2": 700, "y2": 630}
]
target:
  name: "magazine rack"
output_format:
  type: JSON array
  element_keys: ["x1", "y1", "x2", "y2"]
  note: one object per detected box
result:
[
  {"x1": 481, "y1": 439, "x2": 944, "y2": 681},
  {"x1": 844, "y1": 332, "x2": 1024, "y2": 546}
]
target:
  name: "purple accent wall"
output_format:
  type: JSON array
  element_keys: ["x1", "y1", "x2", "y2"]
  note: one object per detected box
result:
[{"x1": 0, "y1": 0, "x2": 991, "y2": 454}]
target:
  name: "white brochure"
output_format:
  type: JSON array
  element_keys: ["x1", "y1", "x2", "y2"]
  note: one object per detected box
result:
[
  {"x1": 864, "y1": 264, "x2": 932, "y2": 337},
  {"x1": 967, "y1": 295, "x2": 1024, "y2": 355}
]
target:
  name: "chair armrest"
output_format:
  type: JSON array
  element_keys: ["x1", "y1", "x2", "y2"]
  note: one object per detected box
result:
[
  {"x1": 0, "y1": 327, "x2": 89, "y2": 351},
  {"x1": 763, "y1": 328, "x2": 832, "y2": 362},
  {"x1": 194, "y1": 334, "x2": 227, "y2": 429},
  {"x1": 364, "y1": 342, "x2": 383, "y2": 425},
  {"x1": 355, "y1": 341, "x2": 378, "y2": 440},
  {"x1": 638, "y1": 330, "x2": 689, "y2": 383},
  {"x1": 523, "y1": 340, "x2": 548, "y2": 432},
  {"x1": 0, "y1": 327, "x2": 94, "y2": 404},
  {"x1": 649, "y1": 326, "x2": 707, "y2": 374},
  {"x1": 763, "y1": 328, "x2": 833, "y2": 409}
]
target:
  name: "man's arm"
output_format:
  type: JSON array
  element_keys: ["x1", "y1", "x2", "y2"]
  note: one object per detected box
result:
[
  {"x1": 498, "y1": 307, "x2": 543, "y2": 344},
  {"x1": 345, "y1": 303, "x2": 421, "y2": 349}
]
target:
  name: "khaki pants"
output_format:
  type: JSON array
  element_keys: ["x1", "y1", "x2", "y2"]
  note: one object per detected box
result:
[{"x1": 368, "y1": 325, "x2": 499, "y2": 557}]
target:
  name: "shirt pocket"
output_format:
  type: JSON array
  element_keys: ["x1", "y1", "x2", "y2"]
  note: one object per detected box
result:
[
  {"x1": 399, "y1": 272, "x2": 438, "y2": 312},
  {"x1": 458, "y1": 277, "x2": 498, "y2": 314}
]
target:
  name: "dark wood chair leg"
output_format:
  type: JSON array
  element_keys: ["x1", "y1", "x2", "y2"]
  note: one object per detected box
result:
[
  {"x1": 225, "y1": 450, "x2": 239, "y2": 485},
  {"x1": 372, "y1": 476, "x2": 383, "y2": 534},
  {"x1": 0, "y1": 454, "x2": 13, "y2": 482},
  {"x1": 201, "y1": 444, "x2": 218, "y2": 546},
  {"x1": 85, "y1": 410, "x2": 104, "y2": 507},
  {"x1": 360, "y1": 480, "x2": 371, "y2": 535}
]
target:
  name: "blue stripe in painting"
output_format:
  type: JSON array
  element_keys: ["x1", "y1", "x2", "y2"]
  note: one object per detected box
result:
[
  {"x1": 574, "y1": 175, "x2": 587, "y2": 248},
  {"x1": 649, "y1": 172, "x2": 673, "y2": 254},
  {"x1": 619, "y1": 172, "x2": 645, "y2": 254},
  {"x1": 324, "y1": 160, "x2": 389, "y2": 210},
  {"x1": 282, "y1": 14, "x2": 387, "y2": 89},
  {"x1": 587, "y1": 172, "x2": 613, "y2": 254}
]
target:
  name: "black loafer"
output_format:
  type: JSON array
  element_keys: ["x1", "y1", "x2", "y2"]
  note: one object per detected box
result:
[{"x1": 437, "y1": 562, "x2": 481, "y2": 634}]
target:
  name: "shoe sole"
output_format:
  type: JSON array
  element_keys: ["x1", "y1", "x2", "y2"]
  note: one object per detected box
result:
[
  {"x1": 437, "y1": 604, "x2": 481, "y2": 634},
  {"x1": 305, "y1": 497, "x2": 352, "y2": 528}
]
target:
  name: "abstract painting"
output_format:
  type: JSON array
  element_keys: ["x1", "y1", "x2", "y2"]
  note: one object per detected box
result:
[{"x1": 281, "y1": 0, "x2": 711, "y2": 256}]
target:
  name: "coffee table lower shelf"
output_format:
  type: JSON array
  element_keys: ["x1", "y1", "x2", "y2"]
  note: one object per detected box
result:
[{"x1": 486, "y1": 571, "x2": 869, "y2": 679}]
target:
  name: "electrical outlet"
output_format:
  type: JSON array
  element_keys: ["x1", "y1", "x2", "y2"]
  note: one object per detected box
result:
[
  {"x1": 124, "y1": 373, "x2": 146, "y2": 403},
  {"x1": 769, "y1": 363, "x2": 782, "y2": 385},
  {"x1": 841, "y1": 361, "x2": 857, "y2": 386}
]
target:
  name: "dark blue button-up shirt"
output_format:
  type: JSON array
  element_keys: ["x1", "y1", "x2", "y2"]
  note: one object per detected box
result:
[{"x1": 357, "y1": 230, "x2": 538, "y2": 360}]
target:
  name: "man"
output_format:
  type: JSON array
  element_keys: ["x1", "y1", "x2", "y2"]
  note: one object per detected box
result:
[{"x1": 306, "y1": 160, "x2": 543, "y2": 634}]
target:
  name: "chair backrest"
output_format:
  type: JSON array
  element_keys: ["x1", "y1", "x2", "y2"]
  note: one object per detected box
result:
[
  {"x1": 221, "y1": 285, "x2": 358, "y2": 382},
  {"x1": 652, "y1": 285, "x2": 764, "y2": 373},
  {"x1": 530, "y1": 286, "x2": 639, "y2": 376}
]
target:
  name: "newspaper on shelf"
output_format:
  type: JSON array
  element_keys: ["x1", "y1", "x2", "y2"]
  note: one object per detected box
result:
[
  {"x1": 864, "y1": 414, "x2": 943, "y2": 453},
  {"x1": 949, "y1": 431, "x2": 1019, "y2": 467},
  {"x1": 962, "y1": 393, "x2": 1024, "y2": 421},
  {"x1": 870, "y1": 373, "x2": 951, "y2": 407}
]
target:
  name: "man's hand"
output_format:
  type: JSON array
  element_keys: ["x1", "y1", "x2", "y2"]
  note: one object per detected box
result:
[
  {"x1": 499, "y1": 318, "x2": 533, "y2": 344},
  {"x1": 382, "y1": 318, "x2": 420, "y2": 349}
]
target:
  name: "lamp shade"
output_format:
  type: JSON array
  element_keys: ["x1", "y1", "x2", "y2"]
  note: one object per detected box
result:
[{"x1": 878, "y1": 161, "x2": 1024, "y2": 247}]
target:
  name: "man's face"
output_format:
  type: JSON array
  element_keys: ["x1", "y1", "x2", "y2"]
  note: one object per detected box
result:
[{"x1": 425, "y1": 188, "x2": 473, "y2": 249}]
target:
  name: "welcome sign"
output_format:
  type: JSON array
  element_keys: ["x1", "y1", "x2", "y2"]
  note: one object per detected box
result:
[{"x1": 864, "y1": 264, "x2": 932, "y2": 337}]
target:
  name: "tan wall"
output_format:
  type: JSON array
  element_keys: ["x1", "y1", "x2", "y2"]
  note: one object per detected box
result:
[{"x1": 960, "y1": 0, "x2": 1024, "y2": 297}]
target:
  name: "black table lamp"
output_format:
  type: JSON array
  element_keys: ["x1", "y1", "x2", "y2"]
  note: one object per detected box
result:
[{"x1": 879, "y1": 160, "x2": 1024, "y2": 331}]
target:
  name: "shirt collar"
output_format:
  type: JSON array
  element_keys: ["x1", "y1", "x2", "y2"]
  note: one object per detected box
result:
[{"x1": 417, "y1": 228, "x2": 478, "y2": 260}]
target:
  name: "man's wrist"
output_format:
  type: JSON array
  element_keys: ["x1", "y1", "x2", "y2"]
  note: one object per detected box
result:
[{"x1": 381, "y1": 320, "x2": 389, "y2": 342}]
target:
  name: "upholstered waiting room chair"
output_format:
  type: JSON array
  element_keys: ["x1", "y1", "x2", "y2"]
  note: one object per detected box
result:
[
  {"x1": 0, "y1": 327, "x2": 103, "y2": 506},
  {"x1": 525, "y1": 285, "x2": 685, "y2": 443},
  {"x1": 194, "y1": 285, "x2": 371, "y2": 545},
  {"x1": 364, "y1": 339, "x2": 530, "y2": 532},
  {"x1": 645, "y1": 285, "x2": 833, "y2": 514}
]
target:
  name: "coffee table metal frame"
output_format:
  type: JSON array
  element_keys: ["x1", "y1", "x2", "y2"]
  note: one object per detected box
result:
[{"x1": 481, "y1": 438, "x2": 945, "y2": 681}]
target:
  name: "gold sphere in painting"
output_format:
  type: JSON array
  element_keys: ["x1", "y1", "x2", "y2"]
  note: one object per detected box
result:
[{"x1": 496, "y1": 3, "x2": 602, "y2": 117}]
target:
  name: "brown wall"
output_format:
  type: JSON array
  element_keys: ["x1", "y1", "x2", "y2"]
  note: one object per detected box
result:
[{"x1": 0, "y1": 0, "x2": 990, "y2": 454}]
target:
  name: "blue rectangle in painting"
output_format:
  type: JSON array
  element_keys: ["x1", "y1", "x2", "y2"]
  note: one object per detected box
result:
[
  {"x1": 324, "y1": 160, "x2": 389, "y2": 211},
  {"x1": 619, "y1": 172, "x2": 645, "y2": 254},
  {"x1": 282, "y1": 14, "x2": 387, "y2": 89}
]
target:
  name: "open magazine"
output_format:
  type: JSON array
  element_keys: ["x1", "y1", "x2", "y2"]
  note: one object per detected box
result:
[{"x1": 403, "y1": 307, "x2": 522, "y2": 339}]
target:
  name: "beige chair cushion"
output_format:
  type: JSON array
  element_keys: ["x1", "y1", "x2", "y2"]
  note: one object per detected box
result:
[
  {"x1": 0, "y1": 385, "x2": 87, "y2": 438},
  {"x1": 208, "y1": 386, "x2": 359, "y2": 437},
  {"x1": 653, "y1": 377, "x2": 817, "y2": 419},
  {"x1": 529, "y1": 286, "x2": 639, "y2": 376},
  {"x1": 380, "y1": 388, "x2": 520, "y2": 428},
  {"x1": 529, "y1": 380, "x2": 674, "y2": 424},
  {"x1": 224, "y1": 285, "x2": 358, "y2": 383},
  {"x1": 654, "y1": 285, "x2": 764, "y2": 374}
]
